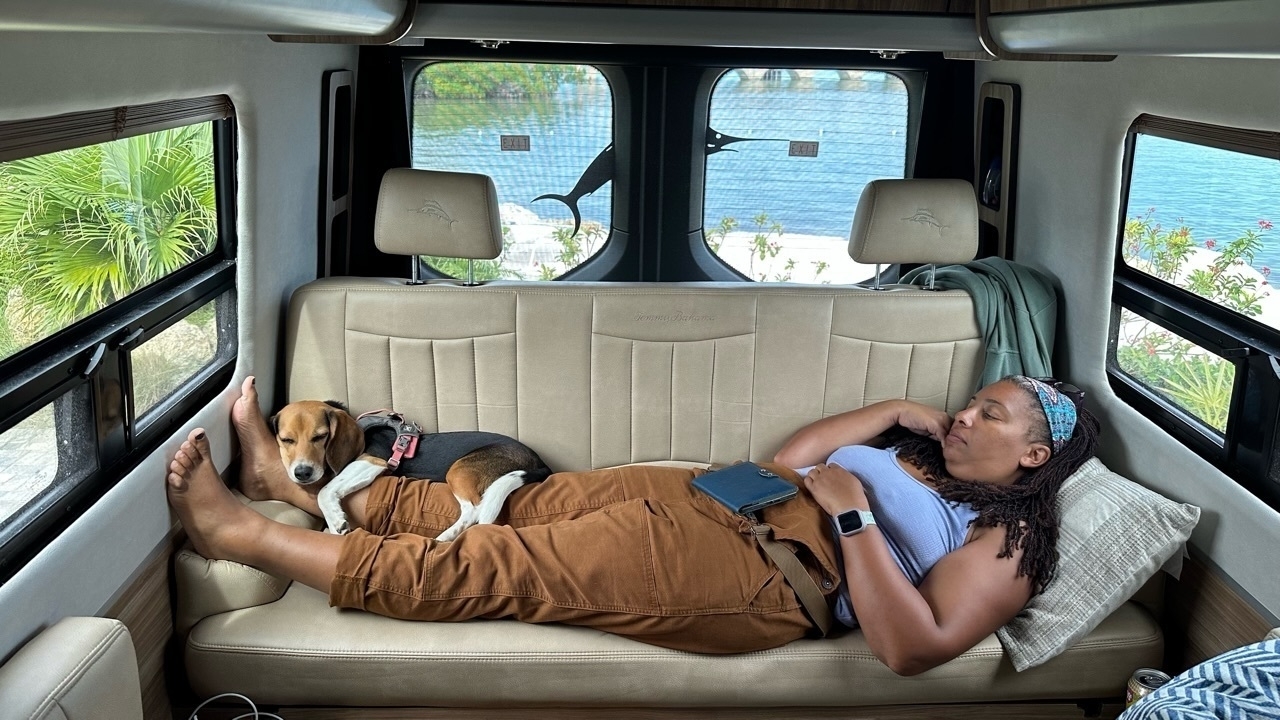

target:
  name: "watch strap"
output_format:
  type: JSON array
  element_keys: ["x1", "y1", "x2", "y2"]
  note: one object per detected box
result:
[{"x1": 834, "y1": 508, "x2": 876, "y2": 536}]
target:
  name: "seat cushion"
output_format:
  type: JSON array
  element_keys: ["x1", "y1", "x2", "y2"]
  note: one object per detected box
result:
[{"x1": 186, "y1": 584, "x2": 1161, "y2": 707}]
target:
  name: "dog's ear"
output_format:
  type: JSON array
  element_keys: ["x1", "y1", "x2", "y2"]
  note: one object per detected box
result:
[
  {"x1": 269, "y1": 413, "x2": 279, "y2": 437},
  {"x1": 325, "y1": 408, "x2": 364, "y2": 474}
]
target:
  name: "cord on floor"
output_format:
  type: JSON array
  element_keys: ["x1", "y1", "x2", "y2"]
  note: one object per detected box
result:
[{"x1": 187, "y1": 692, "x2": 285, "y2": 720}]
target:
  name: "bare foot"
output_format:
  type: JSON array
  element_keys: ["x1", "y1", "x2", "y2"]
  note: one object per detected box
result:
[
  {"x1": 232, "y1": 377, "x2": 311, "y2": 506},
  {"x1": 167, "y1": 428, "x2": 266, "y2": 563}
]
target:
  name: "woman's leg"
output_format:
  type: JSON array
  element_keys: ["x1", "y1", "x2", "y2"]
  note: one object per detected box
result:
[
  {"x1": 168, "y1": 428, "x2": 349, "y2": 591},
  {"x1": 334, "y1": 492, "x2": 812, "y2": 653},
  {"x1": 366, "y1": 464, "x2": 710, "y2": 538},
  {"x1": 167, "y1": 429, "x2": 811, "y2": 653}
]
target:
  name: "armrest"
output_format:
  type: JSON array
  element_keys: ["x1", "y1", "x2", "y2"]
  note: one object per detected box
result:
[
  {"x1": 175, "y1": 493, "x2": 323, "y2": 634},
  {"x1": 0, "y1": 617, "x2": 142, "y2": 720}
]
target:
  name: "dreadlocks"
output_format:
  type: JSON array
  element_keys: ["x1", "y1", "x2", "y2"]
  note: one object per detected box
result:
[{"x1": 887, "y1": 379, "x2": 1100, "y2": 595}]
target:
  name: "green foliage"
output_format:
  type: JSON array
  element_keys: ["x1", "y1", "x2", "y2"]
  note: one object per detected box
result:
[
  {"x1": 706, "y1": 216, "x2": 737, "y2": 254},
  {"x1": 416, "y1": 63, "x2": 589, "y2": 100},
  {"x1": 541, "y1": 221, "x2": 606, "y2": 278},
  {"x1": 132, "y1": 309, "x2": 218, "y2": 414},
  {"x1": 748, "y1": 211, "x2": 786, "y2": 281},
  {"x1": 424, "y1": 226, "x2": 526, "y2": 282},
  {"x1": 705, "y1": 213, "x2": 833, "y2": 283},
  {"x1": 0, "y1": 124, "x2": 216, "y2": 359},
  {"x1": 423, "y1": 256, "x2": 516, "y2": 282},
  {"x1": 1116, "y1": 212, "x2": 1273, "y2": 433}
]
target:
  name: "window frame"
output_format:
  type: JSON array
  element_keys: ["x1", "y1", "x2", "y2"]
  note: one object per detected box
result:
[
  {"x1": 400, "y1": 59, "x2": 624, "y2": 281},
  {"x1": 1108, "y1": 113, "x2": 1280, "y2": 510},
  {"x1": 693, "y1": 65, "x2": 925, "y2": 283},
  {"x1": 0, "y1": 97, "x2": 238, "y2": 584}
]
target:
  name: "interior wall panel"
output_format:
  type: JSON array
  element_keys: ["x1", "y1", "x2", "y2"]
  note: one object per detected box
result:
[
  {"x1": 975, "y1": 55, "x2": 1280, "y2": 620},
  {"x1": 0, "y1": 31, "x2": 356, "y2": 664}
]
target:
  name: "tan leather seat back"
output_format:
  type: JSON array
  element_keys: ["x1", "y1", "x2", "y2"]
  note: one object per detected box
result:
[
  {"x1": 286, "y1": 281, "x2": 982, "y2": 470},
  {"x1": 0, "y1": 617, "x2": 143, "y2": 720}
]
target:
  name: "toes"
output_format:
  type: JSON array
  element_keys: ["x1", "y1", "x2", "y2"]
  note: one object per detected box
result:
[
  {"x1": 188, "y1": 428, "x2": 211, "y2": 459},
  {"x1": 166, "y1": 471, "x2": 186, "y2": 490},
  {"x1": 241, "y1": 375, "x2": 256, "y2": 399},
  {"x1": 173, "y1": 445, "x2": 195, "y2": 471}
]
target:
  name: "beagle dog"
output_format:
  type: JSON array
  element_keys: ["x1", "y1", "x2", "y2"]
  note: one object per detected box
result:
[{"x1": 270, "y1": 400, "x2": 551, "y2": 537}]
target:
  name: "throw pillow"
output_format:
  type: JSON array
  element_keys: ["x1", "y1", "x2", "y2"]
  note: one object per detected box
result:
[{"x1": 997, "y1": 457, "x2": 1200, "y2": 671}]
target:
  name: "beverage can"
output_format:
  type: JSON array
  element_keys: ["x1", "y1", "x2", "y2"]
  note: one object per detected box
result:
[{"x1": 1125, "y1": 668, "x2": 1171, "y2": 708}]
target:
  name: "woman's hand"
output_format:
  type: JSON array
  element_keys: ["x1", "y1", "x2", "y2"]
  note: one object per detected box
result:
[
  {"x1": 894, "y1": 402, "x2": 953, "y2": 444},
  {"x1": 803, "y1": 463, "x2": 869, "y2": 516}
]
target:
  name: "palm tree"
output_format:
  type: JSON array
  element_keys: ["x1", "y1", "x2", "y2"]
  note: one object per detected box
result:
[{"x1": 0, "y1": 124, "x2": 216, "y2": 358}]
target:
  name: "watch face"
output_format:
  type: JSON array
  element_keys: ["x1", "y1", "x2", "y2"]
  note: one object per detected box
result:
[{"x1": 837, "y1": 510, "x2": 865, "y2": 535}]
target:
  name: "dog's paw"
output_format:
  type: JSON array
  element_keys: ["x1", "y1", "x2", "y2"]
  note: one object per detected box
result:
[{"x1": 327, "y1": 519, "x2": 351, "y2": 535}]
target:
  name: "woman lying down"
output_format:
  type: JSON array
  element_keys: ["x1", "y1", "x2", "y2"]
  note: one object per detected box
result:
[{"x1": 166, "y1": 374, "x2": 1098, "y2": 675}]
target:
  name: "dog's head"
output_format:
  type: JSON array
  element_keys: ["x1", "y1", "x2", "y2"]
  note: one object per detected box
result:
[{"x1": 269, "y1": 400, "x2": 364, "y2": 486}]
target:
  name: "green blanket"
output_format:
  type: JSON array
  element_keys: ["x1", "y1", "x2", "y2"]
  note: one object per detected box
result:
[{"x1": 901, "y1": 258, "x2": 1058, "y2": 388}]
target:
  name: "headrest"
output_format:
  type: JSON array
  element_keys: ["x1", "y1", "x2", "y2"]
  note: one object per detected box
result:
[
  {"x1": 374, "y1": 168, "x2": 503, "y2": 259},
  {"x1": 849, "y1": 179, "x2": 979, "y2": 265}
]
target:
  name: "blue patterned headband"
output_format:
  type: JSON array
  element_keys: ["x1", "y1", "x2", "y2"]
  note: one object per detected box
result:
[{"x1": 1011, "y1": 376, "x2": 1078, "y2": 454}]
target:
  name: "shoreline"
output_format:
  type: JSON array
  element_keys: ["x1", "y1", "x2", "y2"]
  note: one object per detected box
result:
[{"x1": 496, "y1": 203, "x2": 875, "y2": 283}]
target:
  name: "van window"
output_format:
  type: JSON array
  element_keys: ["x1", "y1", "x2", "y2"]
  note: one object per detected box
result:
[
  {"x1": 702, "y1": 69, "x2": 908, "y2": 283},
  {"x1": 0, "y1": 124, "x2": 216, "y2": 361},
  {"x1": 0, "y1": 98, "x2": 236, "y2": 579},
  {"x1": 1120, "y1": 134, "x2": 1280, "y2": 330},
  {"x1": 1110, "y1": 115, "x2": 1280, "y2": 507},
  {"x1": 409, "y1": 62, "x2": 613, "y2": 280}
]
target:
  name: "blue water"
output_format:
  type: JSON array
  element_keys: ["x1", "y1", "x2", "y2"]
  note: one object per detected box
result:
[
  {"x1": 1128, "y1": 134, "x2": 1280, "y2": 272},
  {"x1": 411, "y1": 72, "x2": 1280, "y2": 272}
]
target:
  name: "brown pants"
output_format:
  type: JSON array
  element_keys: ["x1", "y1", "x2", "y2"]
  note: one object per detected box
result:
[{"x1": 330, "y1": 463, "x2": 842, "y2": 653}]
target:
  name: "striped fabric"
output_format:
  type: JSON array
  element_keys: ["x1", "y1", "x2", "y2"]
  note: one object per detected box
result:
[{"x1": 1121, "y1": 640, "x2": 1280, "y2": 719}]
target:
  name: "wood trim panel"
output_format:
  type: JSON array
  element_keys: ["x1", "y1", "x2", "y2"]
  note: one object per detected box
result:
[
  {"x1": 267, "y1": 703, "x2": 1123, "y2": 719},
  {"x1": 104, "y1": 538, "x2": 176, "y2": 720},
  {"x1": 1163, "y1": 553, "x2": 1276, "y2": 672}
]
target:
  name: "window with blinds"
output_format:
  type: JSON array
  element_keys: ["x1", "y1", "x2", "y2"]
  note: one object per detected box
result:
[
  {"x1": 0, "y1": 96, "x2": 238, "y2": 582},
  {"x1": 1109, "y1": 114, "x2": 1280, "y2": 510}
]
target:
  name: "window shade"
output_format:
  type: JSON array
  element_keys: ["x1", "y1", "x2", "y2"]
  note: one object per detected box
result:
[
  {"x1": 0, "y1": 95, "x2": 234, "y2": 163},
  {"x1": 1132, "y1": 114, "x2": 1280, "y2": 160}
]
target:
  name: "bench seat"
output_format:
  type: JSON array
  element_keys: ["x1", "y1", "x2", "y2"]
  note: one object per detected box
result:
[
  {"x1": 180, "y1": 279, "x2": 1163, "y2": 707},
  {"x1": 185, "y1": 583, "x2": 1160, "y2": 706}
]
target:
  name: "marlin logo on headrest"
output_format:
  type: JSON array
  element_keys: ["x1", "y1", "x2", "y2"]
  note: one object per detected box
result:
[
  {"x1": 903, "y1": 209, "x2": 948, "y2": 232},
  {"x1": 409, "y1": 200, "x2": 456, "y2": 228}
]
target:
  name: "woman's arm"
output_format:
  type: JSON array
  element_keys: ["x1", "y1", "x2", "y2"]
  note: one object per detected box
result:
[
  {"x1": 804, "y1": 464, "x2": 1032, "y2": 676},
  {"x1": 773, "y1": 400, "x2": 952, "y2": 468}
]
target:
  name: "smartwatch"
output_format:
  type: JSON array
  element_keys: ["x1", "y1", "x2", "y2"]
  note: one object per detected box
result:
[{"x1": 832, "y1": 508, "x2": 876, "y2": 537}]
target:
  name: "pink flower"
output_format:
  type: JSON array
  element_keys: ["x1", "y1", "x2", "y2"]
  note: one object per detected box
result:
[
  {"x1": 1205, "y1": 239, "x2": 1217, "y2": 250},
  {"x1": 1260, "y1": 219, "x2": 1274, "y2": 230},
  {"x1": 1148, "y1": 207, "x2": 1157, "y2": 214},
  {"x1": 1263, "y1": 266, "x2": 1272, "y2": 277}
]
